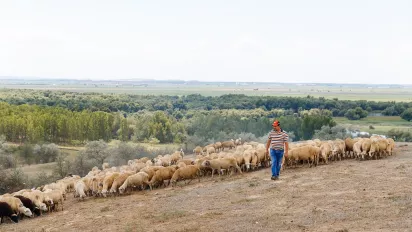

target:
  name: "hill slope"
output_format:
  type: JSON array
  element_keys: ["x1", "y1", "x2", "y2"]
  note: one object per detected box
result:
[{"x1": 2, "y1": 143, "x2": 412, "y2": 232}]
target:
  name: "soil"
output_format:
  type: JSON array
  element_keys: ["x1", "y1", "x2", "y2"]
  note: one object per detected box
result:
[{"x1": 1, "y1": 143, "x2": 411, "y2": 232}]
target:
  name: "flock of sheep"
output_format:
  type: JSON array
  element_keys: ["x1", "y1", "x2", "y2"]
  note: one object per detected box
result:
[{"x1": 0, "y1": 136, "x2": 396, "y2": 225}]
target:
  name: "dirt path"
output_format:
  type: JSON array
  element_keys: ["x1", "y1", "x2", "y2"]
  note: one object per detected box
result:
[{"x1": 2, "y1": 143, "x2": 412, "y2": 232}]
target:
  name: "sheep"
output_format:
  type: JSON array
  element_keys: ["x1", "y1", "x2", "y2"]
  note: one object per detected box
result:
[
  {"x1": 101, "y1": 172, "x2": 120, "y2": 197},
  {"x1": 119, "y1": 172, "x2": 151, "y2": 194},
  {"x1": 319, "y1": 142, "x2": 332, "y2": 164},
  {"x1": 177, "y1": 162, "x2": 187, "y2": 168},
  {"x1": 361, "y1": 139, "x2": 372, "y2": 160},
  {"x1": 102, "y1": 163, "x2": 110, "y2": 170},
  {"x1": 221, "y1": 141, "x2": 235, "y2": 151},
  {"x1": 149, "y1": 166, "x2": 179, "y2": 189},
  {"x1": 214, "y1": 142, "x2": 222, "y2": 152},
  {"x1": 254, "y1": 147, "x2": 267, "y2": 168},
  {"x1": 0, "y1": 202, "x2": 19, "y2": 224},
  {"x1": 140, "y1": 166, "x2": 162, "y2": 180},
  {"x1": 201, "y1": 157, "x2": 242, "y2": 178},
  {"x1": 387, "y1": 138, "x2": 395, "y2": 155},
  {"x1": 170, "y1": 151, "x2": 183, "y2": 164},
  {"x1": 171, "y1": 165, "x2": 201, "y2": 187},
  {"x1": 22, "y1": 192, "x2": 47, "y2": 214},
  {"x1": 193, "y1": 146, "x2": 203, "y2": 155},
  {"x1": 177, "y1": 159, "x2": 194, "y2": 165},
  {"x1": 331, "y1": 140, "x2": 346, "y2": 161},
  {"x1": 288, "y1": 145, "x2": 320, "y2": 168},
  {"x1": 353, "y1": 140, "x2": 363, "y2": 159},
  {"x1": 205, "y1": 146, "x2": 216, "y2": 155},
  {"x1": 344, "y1": 138, "x2": 357, "y2": 158},
  {"x1": 234, "y1": 138, "x2": 242, "y2": 146},
  {"x1": 43, "y1": 190, "x2": 64, "y2": 212},
  {"x1": 109, "y1": 172, "x2": 134, "y2": 195},
  {"x1": 0, "y1": 196, "x2": 32, "y2": 218},
  {"x1": 242, "y1": 149, "x2": 255, "y2": 171},
  {"x1": 14, "y1": 195, "x2": 41, "y2": 217},
  {"x1": 74, "y1": 180, "x2": 88, "y2": 200}
]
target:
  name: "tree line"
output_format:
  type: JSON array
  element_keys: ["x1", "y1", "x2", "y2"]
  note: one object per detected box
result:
[{"x1": 1, "y1": 89, "x2": 412, "y2": 118}]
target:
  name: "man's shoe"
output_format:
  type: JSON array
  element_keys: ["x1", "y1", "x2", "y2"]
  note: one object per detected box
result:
[{"x1": 271, "y1": 176, "x2": 277, "y2": 180}]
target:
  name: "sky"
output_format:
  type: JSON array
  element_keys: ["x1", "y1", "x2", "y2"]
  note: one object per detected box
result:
[{"x1": 0, "y1": 0, "x2": 411, "y2": 84}]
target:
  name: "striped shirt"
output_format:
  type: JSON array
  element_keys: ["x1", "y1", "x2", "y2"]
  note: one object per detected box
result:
[{"x1": 268, "y1": 130, "x2": 289, "y2": 150}]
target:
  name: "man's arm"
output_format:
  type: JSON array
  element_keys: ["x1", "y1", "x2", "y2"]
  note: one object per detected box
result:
[{"x1": 284, "y1": 141, "x2": 289, "y2": 155}]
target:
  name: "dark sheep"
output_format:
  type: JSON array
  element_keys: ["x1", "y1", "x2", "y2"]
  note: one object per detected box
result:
[
  {"x1": 15, "y1": 195, "x2": 41, "y2": 217},
  {"x1": 0, "y1": 202, "x2": 19, "y2": 224}
]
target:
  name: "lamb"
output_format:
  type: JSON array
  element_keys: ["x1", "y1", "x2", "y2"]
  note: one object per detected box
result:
[
  {"x1": 0, "y1": 202, "x2": 19, "y2": 224},
  {"x1": 201, "y1": 157, "x2": 242, "y2": 178},
  {"x1": 119, "y1": 172, "x2": 151, "y2": 194},
  {"x1": 171, "y1": 165, "x2": 201, "y2": 187}
]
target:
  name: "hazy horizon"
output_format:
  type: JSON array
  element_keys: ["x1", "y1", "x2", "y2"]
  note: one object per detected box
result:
[{"x1": 1, "y1": 1, "x2": 411, "y2": 85}]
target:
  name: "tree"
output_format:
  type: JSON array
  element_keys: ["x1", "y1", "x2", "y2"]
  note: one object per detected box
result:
[
  {"x1": 53, "y1": 152, "x2": 72, "y2": 178},
  {"x1": 344, "y1": 107, "x2": 368, "y2": 120},
  {"x1": 401, "y1": 108, "x2": 412, "y2": 121},
  {"x1": 83, "y1": 140, "x2": 109, "y2": 165},
  {"x1": 19, "y1": 143, "x2": 34, "y2": 165}
]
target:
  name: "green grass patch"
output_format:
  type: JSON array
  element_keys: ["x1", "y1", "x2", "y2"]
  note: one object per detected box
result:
[{"x1": 334, "y1": 116, "x2": 412, "y2": 135}]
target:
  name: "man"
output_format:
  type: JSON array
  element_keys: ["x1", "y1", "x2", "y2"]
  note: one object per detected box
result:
[{"x1": 265, "y1": 120, "x2": 289, "y2": 180}]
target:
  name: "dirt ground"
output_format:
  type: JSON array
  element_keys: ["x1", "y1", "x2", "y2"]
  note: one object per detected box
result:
[{"x1": 2, "y1": 143, "x2": 412, "y2": 232}]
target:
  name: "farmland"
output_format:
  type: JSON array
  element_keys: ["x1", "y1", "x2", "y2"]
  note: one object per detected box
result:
[{"x1": 1, "y1": 78, "x2": 412, "y2": 101}]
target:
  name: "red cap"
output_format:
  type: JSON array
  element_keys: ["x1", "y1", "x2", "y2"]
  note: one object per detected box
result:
[{"x1": 272, "y1": 120, "x2": 280, "y2": 127}]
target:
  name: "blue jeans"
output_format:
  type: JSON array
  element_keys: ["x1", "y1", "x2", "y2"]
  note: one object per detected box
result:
[{"x1": 270, "y1": 149, "x2": 284, "y2": 177}]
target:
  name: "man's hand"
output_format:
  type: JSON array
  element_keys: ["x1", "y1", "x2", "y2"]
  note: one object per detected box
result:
[{"x1": 284, "y1": 151, "x2": 288, "y2": 158}]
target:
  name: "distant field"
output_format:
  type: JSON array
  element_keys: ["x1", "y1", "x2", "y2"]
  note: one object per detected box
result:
[
  {"x1": 1, "y1": 81, "x2": 412, "y2": 101},
  {"x1": 334, "y1": 116, "x2": 412, "y2": 134}
]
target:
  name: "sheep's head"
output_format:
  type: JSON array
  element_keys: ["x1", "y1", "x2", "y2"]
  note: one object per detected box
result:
[
  {"x1": 39, "y1": 203, "x2": 48, "y2": 212},
  {"x1": 201, "y1": 160, "x2": 211, "y2": 167},
  {"x1": 119, "y1": 186, "x2": 126, "y2": 194},
  {"x1": 20, "y1": 206, "x2": 33, "y2": 217}
]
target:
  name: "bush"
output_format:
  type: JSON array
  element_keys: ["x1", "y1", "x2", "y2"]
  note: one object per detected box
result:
[
  {"x1": 345, "y1": 107, "x2": 368, "y2": 120},
  {"x1": 33, "y1": 143, "x2": 60, "y2": 163},
  {"x1": 401, "y1": 108, "x2": 412, "y2": 121},
  {"x1": 387, "y1": 129, "x2": 412, "y2": 142},
  {"x1": 0, "y1": 168, "x2": 28, "y2": 194},
  {"x1": 313, "y1": 125, "x2": 351, "y2": 140}
]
